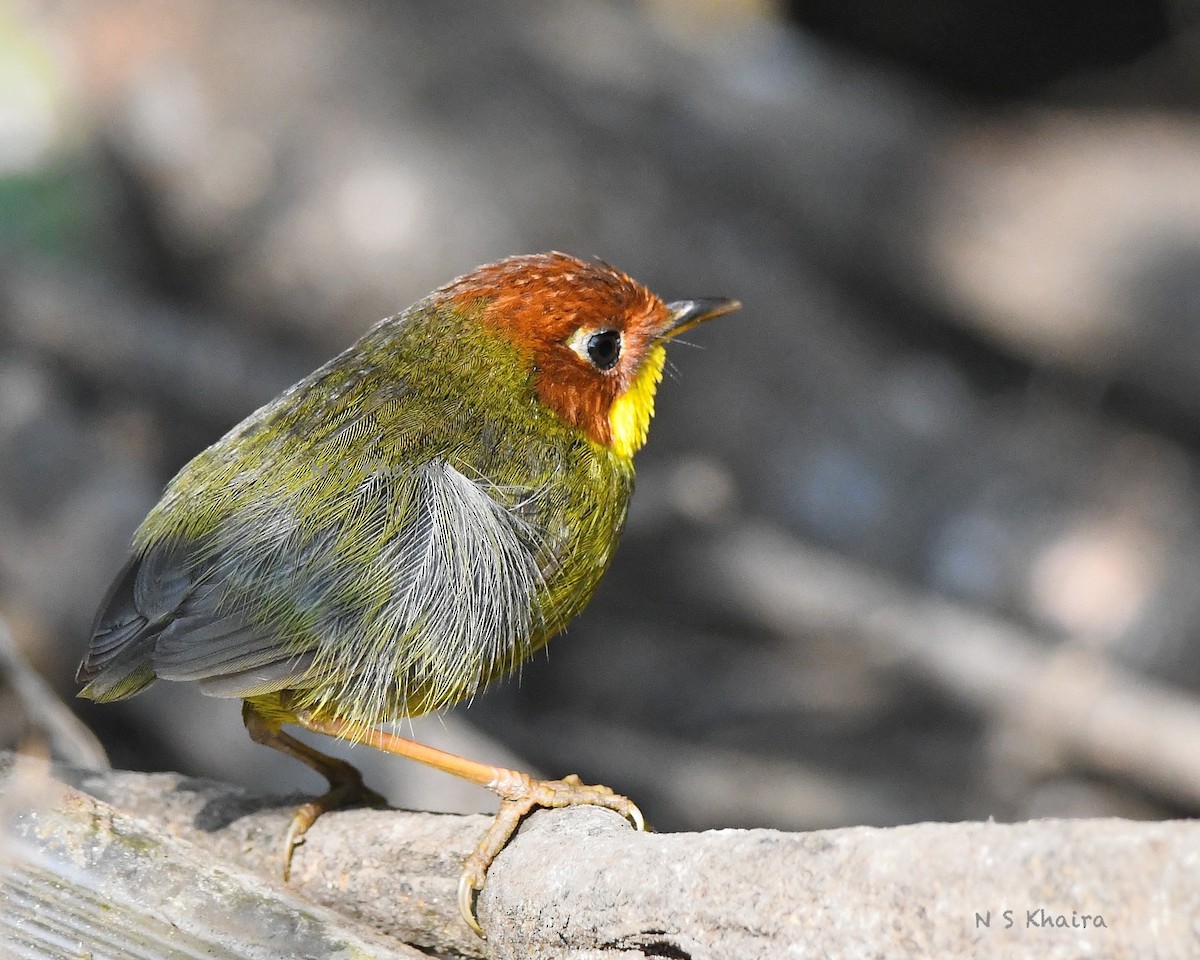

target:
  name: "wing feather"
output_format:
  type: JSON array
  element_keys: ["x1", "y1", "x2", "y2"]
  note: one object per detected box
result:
[{"x1": 78, "y1": 459, "x2": 546, "y2": 725}]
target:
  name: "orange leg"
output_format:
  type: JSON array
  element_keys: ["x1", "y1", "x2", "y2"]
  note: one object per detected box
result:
[
  {"x1": 242, "y1": 702, "x2": 387, "y2": 879},
  {"x1": 295, "y1": 711, "x2": 645, "y2": 937}
]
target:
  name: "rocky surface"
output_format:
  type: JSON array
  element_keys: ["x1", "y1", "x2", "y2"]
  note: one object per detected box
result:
[{"x1": 2, "y1": 0, "x2": 1200, "y2": 856}]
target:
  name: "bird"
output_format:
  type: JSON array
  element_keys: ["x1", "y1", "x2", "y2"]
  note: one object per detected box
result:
[{"x1": 77, "y1": 251, "x2": 740, "y2": 935}]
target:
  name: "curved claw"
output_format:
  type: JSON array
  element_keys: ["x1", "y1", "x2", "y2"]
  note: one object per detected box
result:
[
  {"x1": 457, "y1": 871, "x2": 486, "y2": 939},
  {"x1": 281, "y1": 801, "x2": 320, "y2": 881}
]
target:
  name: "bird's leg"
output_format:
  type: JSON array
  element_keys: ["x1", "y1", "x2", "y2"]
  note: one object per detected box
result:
[
  {"x1": 294, "y1": 711, "x2": 645, "y2": 937},
  {"x1": 242, "y1": 701, "x2": 387, "y2": 879}
]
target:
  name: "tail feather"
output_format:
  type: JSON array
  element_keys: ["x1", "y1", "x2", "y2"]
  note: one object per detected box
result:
[
  {"x1": 77, "y1": 539, "x2": 318, "y2": 704},
  {"x1": 77, "y1": 547, "x2": 193, "y2": 701},
  {"x1": 78, "y1": 651, "x2": 157, "y2": 702},
  {"x1": 77, "y1": 558, "x2": 151, "y2": 687}
]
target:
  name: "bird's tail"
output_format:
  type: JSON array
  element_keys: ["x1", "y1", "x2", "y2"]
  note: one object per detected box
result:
[{"x1": 77, "y1": 557, "x2": 160, "y2": 701}]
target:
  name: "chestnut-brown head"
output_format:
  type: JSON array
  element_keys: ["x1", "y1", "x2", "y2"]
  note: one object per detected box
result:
[{"x1": 438, "y1": 252, "x2": 739, "y2": 461}]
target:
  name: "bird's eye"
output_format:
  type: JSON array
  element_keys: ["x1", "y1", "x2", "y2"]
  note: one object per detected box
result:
[{"x1": 585, "y1": 330, "x2": 622, "y2": 371}]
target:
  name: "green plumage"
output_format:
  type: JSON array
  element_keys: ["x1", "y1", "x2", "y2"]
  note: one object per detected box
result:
[{"x1": 78, "y1": 297, "x2": 632, "y2": 728}]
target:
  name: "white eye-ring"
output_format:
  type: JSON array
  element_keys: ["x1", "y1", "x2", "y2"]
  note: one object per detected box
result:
[{"x1": 568, "y1": 328, "x2": 622, "y2": 371}]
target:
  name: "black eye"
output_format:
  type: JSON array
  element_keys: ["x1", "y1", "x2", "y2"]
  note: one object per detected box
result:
[{"x1": 586, "y1": 330, "x2": 622, "y2": 370}]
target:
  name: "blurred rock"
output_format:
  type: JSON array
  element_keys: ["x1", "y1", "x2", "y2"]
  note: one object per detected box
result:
[{"x1": 924, "y1": 115, "x2": 1200, "y2": 404}]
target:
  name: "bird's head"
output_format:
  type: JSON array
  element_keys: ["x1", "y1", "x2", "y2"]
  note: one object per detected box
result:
[{"x1": 437, "y1": 252, "x2": 739, "y2": 462}]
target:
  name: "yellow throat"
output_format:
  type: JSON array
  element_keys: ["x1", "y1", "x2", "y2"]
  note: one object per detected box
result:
[{"x1": 608, "y1": 343, "x2": 666, "y2": 463}]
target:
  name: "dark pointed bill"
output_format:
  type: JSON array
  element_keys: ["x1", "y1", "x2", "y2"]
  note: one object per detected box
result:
[{"x1": 660, "y1": 297, "x2": 742, "y2": 340}]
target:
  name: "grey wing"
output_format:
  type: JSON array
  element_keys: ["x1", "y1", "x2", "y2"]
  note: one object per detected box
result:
[
  {"x1": 78, "y1": 461, "x2": 547, "y2": 720},
  {"x1": 76, "y1": 541, "x2": 315, "y2": 703}
]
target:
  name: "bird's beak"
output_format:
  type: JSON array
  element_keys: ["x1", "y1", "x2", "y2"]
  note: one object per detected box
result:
[{"x1": 659, "y1": 297, "x2": 741, "y2": 340}]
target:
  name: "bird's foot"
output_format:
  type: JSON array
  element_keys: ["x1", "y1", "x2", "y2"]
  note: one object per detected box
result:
[
  {"x1": 281, "y1": 768, "x2": 388, "y2": 881},
  {"x1": 458, "y1": 772, "x2": 645, "y2": 937}
]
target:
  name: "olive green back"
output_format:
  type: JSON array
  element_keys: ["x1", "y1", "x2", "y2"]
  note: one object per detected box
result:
[{"x1": 78, "y1": 299, "x2": 634, "y2": 726}]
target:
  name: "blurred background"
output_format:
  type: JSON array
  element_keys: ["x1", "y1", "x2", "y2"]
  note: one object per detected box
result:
[{"x1": 4, "y1": 0, "x2": 1200, "y2": 834}]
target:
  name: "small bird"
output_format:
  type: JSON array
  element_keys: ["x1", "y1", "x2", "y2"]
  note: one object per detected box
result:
[{"x1": 77, "y1": 252, "x2": 739, "y2": 935}]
